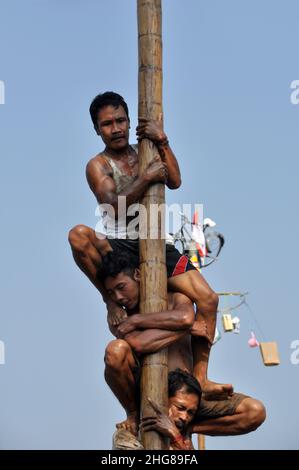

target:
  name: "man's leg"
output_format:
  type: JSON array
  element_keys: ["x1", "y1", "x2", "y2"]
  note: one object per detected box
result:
[
  {"x1": 104, "y1": 339, "x2": 140, "y2": 435},
  {"x1": 191, "y1": 397, "x2": 266, "y2": 436},
  {"x1": 68, "y1": 224, "x2": 112, "y2": 292},
  {"x1": 68, "y1": 225, "x2": 124, "y2": 325},
  {"x1": 168, "y1": 270, "x2": 233, "y2": 397}
]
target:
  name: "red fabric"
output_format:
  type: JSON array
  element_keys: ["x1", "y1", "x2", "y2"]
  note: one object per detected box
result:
[{"x1": 172, "y1": 255, "x2": 189, "y2": 277}]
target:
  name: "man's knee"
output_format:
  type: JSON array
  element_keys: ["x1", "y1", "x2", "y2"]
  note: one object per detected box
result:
[
  {"x1": 104, "y1": 339, "x2": 131, "y2": 369},
  {"x1": 238, "y1": 399, "x2": 266, "y2": 433},
  {"x1": 247, "y1": 400, "x2": 266, "y2": 430},
  {"x1": 68, "y1": 224, "x2": 91, "y2": 252}
]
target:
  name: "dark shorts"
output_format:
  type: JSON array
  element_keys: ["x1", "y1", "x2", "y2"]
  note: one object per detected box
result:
[
  {"x1": 107, "y1": 238, "x2": 196, "y2": 278},
  {"x1": 196, "y1": 393, "x2": 249, "y2": 421}
]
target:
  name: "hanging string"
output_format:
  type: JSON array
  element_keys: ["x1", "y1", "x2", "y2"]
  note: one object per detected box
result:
[
  {"x1": 217, "y1": 292, "x2": 267, "y2": 341},
  {"x1": 217, "y1": 292, "x2": 248, "y2": 314},
  {"x1": 243, "y1": 300, "x2": 267, "y2": 342}
]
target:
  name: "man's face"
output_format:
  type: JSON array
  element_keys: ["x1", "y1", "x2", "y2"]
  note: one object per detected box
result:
[
  {"x1": 104, "y1": 270, "x2": 140, "y2": 311},
  {"x1": 168, "y1": 388, "x2": 199, "y2": 432},
  {"x1": 96, "y1": 105, "x2": 130, "y2": 150}
]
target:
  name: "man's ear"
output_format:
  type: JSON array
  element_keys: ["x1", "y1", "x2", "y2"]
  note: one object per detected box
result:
[
  {"x1": 134, "y1": 268, "x2": 140, "y2": 282},
  {"x1": 94, "y1": 125, "x2": 100, "y2": 136}
]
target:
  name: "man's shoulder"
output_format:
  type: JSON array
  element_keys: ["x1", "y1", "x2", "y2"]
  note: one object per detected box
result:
[
  {"x1": 87, "y1": 151, "x2": 107, "y2": 165},
  {"x1": 86, "y1": 153, "x2": 110, "y2": 176}
]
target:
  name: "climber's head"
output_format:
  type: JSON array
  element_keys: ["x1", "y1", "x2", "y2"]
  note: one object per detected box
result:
[
  {"x1": 98, "y1": 250, "x2": 140, "y2": 311},
  {"x1": 168, "y1": 369, "x2": 201, "y2": 432},
  {"x1": 89, "y1": 91, "x2": 130, "y2": 150}
]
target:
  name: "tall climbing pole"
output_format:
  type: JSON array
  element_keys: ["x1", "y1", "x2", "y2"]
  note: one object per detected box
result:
[{"x1": 137, "y1": 0, "x2": 168, "y2": 450}]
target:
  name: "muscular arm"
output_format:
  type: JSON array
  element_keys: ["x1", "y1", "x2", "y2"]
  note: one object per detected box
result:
[
  {"x1": 156, "y1": 141, "x2": 181, "y2": 190},
  {"x1": 116, "y1": 293, "x2": 195, "y2": 337},
  {"x1": 124, "y1": 328, "x2": 188, "y2": 354},
  {"x1": 136, "y1": 118, "x2": 181, "y2": 189},
  {"x1": 108, "y1": 311, "x2": 188, "y2": 354},
  {"x1": 86, "y1": 158, "x2": 151, "y2": 216},
  {"x1": 170, "y1": 435, "x2": 194, "y2": 451},
  {"x1": 109, "y1": 293, "x2": 197, "y2": 354}
]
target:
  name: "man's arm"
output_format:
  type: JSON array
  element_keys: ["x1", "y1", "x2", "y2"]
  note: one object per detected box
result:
[
  {"x1": 116, "y1": 293, "x2": 195, "y2": 338},
  {"x1": 86, "y1": 156, "x2": 167, "y2": 215},
  {"x1": 156, "y1": 140, "x2": 181, "y2": 190},
  {"x1": 124, "y1": 328, "x2": 187, "y2": 354},
  {"x1": 136, "y1": 118, "x2": 181, "y2": 189},
  {"x1": 107, "y1": 294, "x2": 190, "y2": 353},
  {"x1": 169, "y1": 434, "x2": 194, "y2": 451}
]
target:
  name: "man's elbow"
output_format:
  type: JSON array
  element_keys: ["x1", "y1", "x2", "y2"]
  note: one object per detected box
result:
[
  {"x1": 126, "y1": 335, "x2": 156, "y2": 355},
  {"x1": 134, "y1": 342, "x2": 151, "y2": 355},
  {"x1": 181, "y1": 307, "x2": 195, "y2": 329},
  {"x1": 97, "y1": 195, "x2": 119, "y2": 216},
  {"x1": 125, "y1": 335, "x2": 143, "y2": 355}
]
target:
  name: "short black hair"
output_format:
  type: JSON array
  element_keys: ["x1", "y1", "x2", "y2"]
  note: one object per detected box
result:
[
  {"x1": 168, "y1": 369, "x2": 202, "y2": 400},
  {"x1": 97, "y1": 249, "x2": 139, "y2": 283},
  {"x1": 89, "y1": 91, "x2": 129, "y2": 129}
]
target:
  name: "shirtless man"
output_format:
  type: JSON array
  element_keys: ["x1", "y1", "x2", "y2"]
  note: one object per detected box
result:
[
  {"x1": 100, "y1": 250, "x2": 266, "y2": 438},
  {"x1": 68, "y1": 91, "x2": 231, "y2": 397}
]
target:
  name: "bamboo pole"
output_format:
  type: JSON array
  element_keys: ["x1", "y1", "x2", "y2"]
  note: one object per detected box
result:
[
  {"x1": 198, "y1": 434, "x2": 206, "y2": 450},
  {"x1": 137, "y1": 0, "x2": 168, "y2": 450}
]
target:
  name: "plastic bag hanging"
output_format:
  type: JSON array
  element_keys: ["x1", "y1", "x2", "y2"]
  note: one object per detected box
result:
[
  {"x1": 248, "y1": 331, "x2": 259, "y2": 348},
  {"x1": 232, "y1": 316, "x2": 240, "y2": 334}
]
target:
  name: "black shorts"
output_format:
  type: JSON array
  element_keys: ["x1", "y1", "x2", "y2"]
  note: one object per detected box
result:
[{"x1": 107, "y1": 238, "x2": 196, "y2": 278}]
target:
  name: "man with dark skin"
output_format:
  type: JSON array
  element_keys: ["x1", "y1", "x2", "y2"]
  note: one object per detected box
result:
[
  {"x1": 68, "y1": 91, "x2": 232, "y2": 398},
  {"x1": 100, "y1": 251, "x2": 266, "y2": 439},
  {"x1": 141, "y1": 370, "x2": 202, "y2": 450},
  {"x1": 113, "y1": 370, "x2": 202, "y2": 451}
]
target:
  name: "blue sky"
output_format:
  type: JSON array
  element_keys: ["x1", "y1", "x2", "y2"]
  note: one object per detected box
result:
[{"x1": 0, "y1": 0, "x2": 298, "y2": 449}]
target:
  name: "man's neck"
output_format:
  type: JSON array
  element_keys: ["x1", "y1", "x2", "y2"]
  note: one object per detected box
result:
[{"x1": 104, "y1": 145, "x2": 131, "y2": 159}]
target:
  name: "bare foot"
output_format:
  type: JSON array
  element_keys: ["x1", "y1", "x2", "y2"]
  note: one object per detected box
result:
[
  {"x1": 116, "y1": 413, "x2": 139, "y2": 436},
  {"x1": 200, "y1": 379, "x2": 234, "y2": 400},
  {"x1": 107, "y1": 304, "x2": 127, "y2": 328}
]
